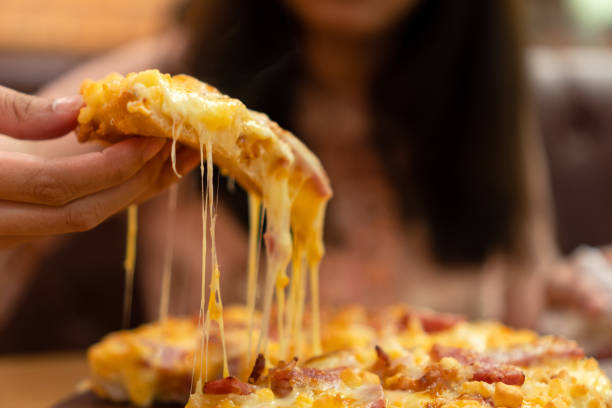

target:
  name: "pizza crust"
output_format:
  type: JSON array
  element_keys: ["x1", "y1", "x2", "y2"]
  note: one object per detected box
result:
[{"x1": 76, "y1": 70, "x2": 331, "y2": 207}]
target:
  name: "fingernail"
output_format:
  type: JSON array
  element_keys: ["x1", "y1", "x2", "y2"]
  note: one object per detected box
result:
[
  {"x1": 143, "y1": 138, "x2": 166, "y2": 160},
  {"x1": 52, "y1": 95, "x2": 84, "y2": 113}
]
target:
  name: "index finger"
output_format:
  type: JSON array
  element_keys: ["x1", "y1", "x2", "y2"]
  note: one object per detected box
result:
[{"x1": 0, "y1": 137, "x2": 166, "y2": 206}]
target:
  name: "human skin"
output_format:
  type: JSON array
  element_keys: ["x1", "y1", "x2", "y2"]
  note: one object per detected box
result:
[{"x1": 0, "y1": 85, "x2": 200, "y2": 248}]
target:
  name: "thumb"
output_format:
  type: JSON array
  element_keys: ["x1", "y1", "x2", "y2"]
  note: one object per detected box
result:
[{"x1": 0, "y1": 85, "x2": 83, "y2": 140}]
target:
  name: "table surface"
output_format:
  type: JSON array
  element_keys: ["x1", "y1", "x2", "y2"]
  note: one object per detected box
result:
[
  {"x1": 0, "y1": 351, "x2": 88, "y2": 408},
  {"x1": 1, "y1": 351, "x2": 612, "y2": 408}
]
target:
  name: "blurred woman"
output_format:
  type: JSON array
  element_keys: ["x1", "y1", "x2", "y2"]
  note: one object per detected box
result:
[
  {"x1": 178, "y1": 0, "x2": 554, "y2": 326},
  {"x1": 1, "y1": 0, "x2": 598, "y2": 350}
]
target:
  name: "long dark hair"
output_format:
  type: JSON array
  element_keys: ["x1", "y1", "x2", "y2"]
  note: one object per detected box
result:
[{"x1": 185, "y1": 0, "x2": 529, "y2": 265}]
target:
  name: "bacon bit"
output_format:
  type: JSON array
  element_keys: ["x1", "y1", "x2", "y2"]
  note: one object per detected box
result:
[
  {"x1": 398, "y1": 311, "x2": 465, "y2": 333},
  {"x1": 269, "y1": 359, "x2": 341, "y2": 398},
  {"x1": 249, "y1": 354, "x2": 266, "y2": 384},
  {"x1": 204, "y1": 376, "x2": 254, "y2": 395},
  {"x1": 270, "y1": 358, "x2": 299, "y2": 398},
  {"x1": 301, "y1": 367, "x2": 344, "y2": 383},
  {"x1": 414, "y1": 366, "x2": 446, "y2": 391},
  {"x1": 431, "y1": 345, "x2": 479, "y2": 365},
  {"x1": 472, "y1": 363, "x2": 525, "y2": 386},
  {"x1": 435, "y1": 338, "x2": 585, "y2": 369},
  {"x1": 431, "y1": 345, "x2": 525, "y2": 386},
  {"x1": 389, "y1": 360, "x2": 466, "y2": 393},
  {"x1": 375, "y1": 346, "x2": 391, "y2": 367},
  {"x1": 371, "y1": 345, "x2": 393, "y2": 379},
  {"x1": 501, "y1": 340, "x2": 585, "y2": 367}
]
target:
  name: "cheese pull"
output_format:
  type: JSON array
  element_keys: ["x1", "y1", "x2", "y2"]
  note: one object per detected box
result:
[{"x1": 76, "y1": 69, "x2": 332, "y2": 381}]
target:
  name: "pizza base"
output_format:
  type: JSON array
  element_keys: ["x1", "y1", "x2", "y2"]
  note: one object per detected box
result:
[
  {"x1": 87, "y1": 304, "x2": 612, "y2": 408},
  {"x1": 76, "y1": 70, "x2": 331, "y2": 222}
]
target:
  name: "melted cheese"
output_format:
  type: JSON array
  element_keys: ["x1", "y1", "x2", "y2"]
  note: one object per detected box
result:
[
  {"x1": 256, "y1": 171, "x2": 293, "y2": 357},
  {"x1": 122, "y1": 204, "x2": 138, "y2": 328},
  {"x1": 204, "y1": 139, "x2": 230, "y2": 378},
  {"x1": 286, "y1": 246, "x2": 306, "y2": 359},
  {"x1": 246, "y1": 193, "x2": 262, "y2": 364},
  {"x1": 194, "y1": 140, "x2": 208, "y2": 391},
  {"x1": 158, "y1": 184, "x2": 178, "y2": 324},
  {"x1": 309, "y1": 261, "x2": 322, "y2": 355}
]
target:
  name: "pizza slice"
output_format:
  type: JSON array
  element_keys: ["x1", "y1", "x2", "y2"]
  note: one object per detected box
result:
[{"x1": 76, "y1": 69, "x2": 331, "y2": 262}]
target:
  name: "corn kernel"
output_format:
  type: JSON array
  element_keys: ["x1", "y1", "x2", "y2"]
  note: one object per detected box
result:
[
  {"x1": 493, "y1": 383, "x2": 523, "y2": 408},
  {"x1": 587, "y1": 398, "x2": 603, "y2": 408},
  {"x1": 570, "y1": 384, "x2": 588, "y2": 398},
  {"x1": 312, "y1": 395, "x2": 344, "y2": 408},
  {"x1": 256, "y1": 388, "x2": 275, "y2": 402},
  {"x1": 340, "y1": 368, "x2": 363, "y2": 388},
  {"x1": 461, "y1": 381, "x2": 492, "y2": 398}
]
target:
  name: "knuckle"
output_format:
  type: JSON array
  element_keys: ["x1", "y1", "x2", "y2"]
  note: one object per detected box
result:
[
  {"x1": 25, "y1": 168, "x2": 71, "y2": 205},
  {"x1": 106, "y1": 162, "x2": 133, "y2": 185},
  {"x1": 64, "y1": 201, "x2": 104, "y2": 231},
  {"x1": 102, "y1": 146, "x2": 145, "y2": 185},
  {"x1": 10, "y1": 94, "x2": 34, "y2": 123},
  {"x1": 143, "y1": 156, "x2": 163, "y2": 185}
]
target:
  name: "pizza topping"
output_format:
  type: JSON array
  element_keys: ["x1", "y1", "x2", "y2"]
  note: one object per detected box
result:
[
  {"x1": 431, "y1": 345, "x2": 525, "y2": 386},
  {"x1": 371, "y1": 345, "x2": 394, "y2": 379},
  {"x1": 203, "y1": 376, "x2": 254, "y2": 395},
  {"x1": 248, "y1": 353, "x2": 266, "y2": 384},
  {"x1": 492, "y1": 382, "x2": 523, "y2": 408},
  {"x1": 269, "y1": 358, "x2": 299, "y2": 397},
  {"x1": 398, "y1": 310, "x2": 465, "y2": 333},
  {"x1": 375, "y1": 346, "x2": 392, "y2": 367},
  {"x1": 385, "y1": 357, "x2": 468, "y2": 393},
  {"x1": 433, "y1": 337, "x2": 584, "y2": 369},
  {"x1": 269, "y1": 359, "x2": 342, "y2": 397},
  {"x1": 490, "y1": 338, "x2": 585, "y2": 367},
  {"x1": 471, "y1": 362, "x2": 525, "y2": 386},
  {"x1": 431, "y1": 344, "x2": 482, "y2": 365}
]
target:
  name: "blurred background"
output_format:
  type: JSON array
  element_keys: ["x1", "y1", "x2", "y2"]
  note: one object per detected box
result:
[{"x1": 1, "y1": 0, "x2": 612, "y2": 365}]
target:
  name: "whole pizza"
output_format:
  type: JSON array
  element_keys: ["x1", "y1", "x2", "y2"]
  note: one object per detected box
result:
[{"x1": 77, "y1": 70, "x2": 612, "y2": 408}]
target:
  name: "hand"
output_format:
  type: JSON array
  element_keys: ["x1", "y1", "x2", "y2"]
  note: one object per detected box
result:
[
  {"x1": 0, "y1": 86, "x2": 200, "y2": 248},
  {"x1": 547, "y1": 246, "x2": 612, "y2": 317}
]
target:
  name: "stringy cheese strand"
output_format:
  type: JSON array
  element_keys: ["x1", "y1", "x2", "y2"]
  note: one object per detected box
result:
[
  {"x1": 159, "y1": 184, "x2": 178, "y2": 323},
  {"x1": 246, "y1": 193, "x2": 261, "y2": 364},
  {"x1": 205, "y1": 139, "x2": 229, "y2": 378},
  {"x1": 310, "y1": 261, "x2": 322, "y2": 355},
  {"x1": 122, "y1": 204, "x2": 138, "y2": 329}
]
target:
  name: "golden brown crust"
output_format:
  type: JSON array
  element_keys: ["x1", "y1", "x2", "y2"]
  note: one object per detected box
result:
[{"x1": 76, "y1": 70, "x2": 331, "y2": 200}]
